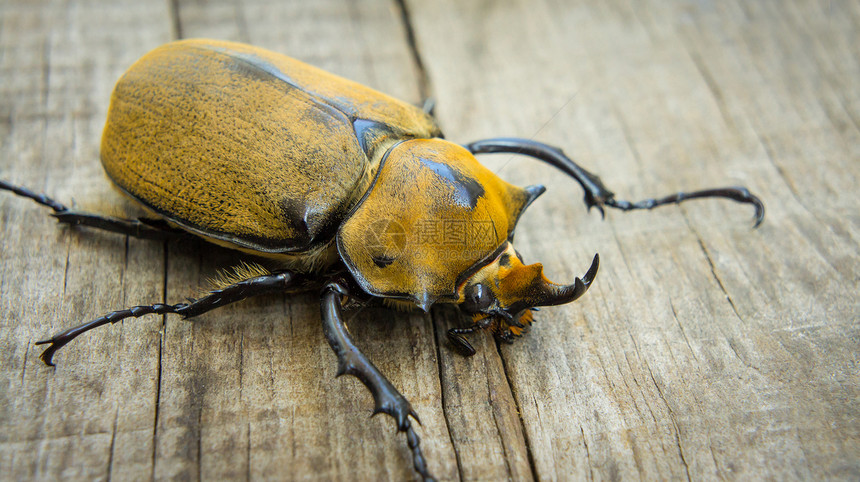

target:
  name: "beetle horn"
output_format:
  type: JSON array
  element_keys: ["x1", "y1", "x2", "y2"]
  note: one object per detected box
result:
[
  {"x1": 527, "y1": 254, "x2": 599, "y2": 308},
  {"x1": 498, "y1": 253, "x2": 599, "y2": 311}
]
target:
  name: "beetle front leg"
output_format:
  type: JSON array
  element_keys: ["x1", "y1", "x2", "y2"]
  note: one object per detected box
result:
[
  {"x1": 446, "y1": 314, "x2": 497, "y2": 357},
  {"x1": 465, "y1": 138, "x2": 765, "y2": 227},
  {"x1": 36, "y1": 270, "x2": 302, "y2": 366},
  {"x1": 0, "y1": 180, "x2": 185, "y2": 240},
  {"x1": 321, "y1": 281, "x2": 434, "y2": 481}
]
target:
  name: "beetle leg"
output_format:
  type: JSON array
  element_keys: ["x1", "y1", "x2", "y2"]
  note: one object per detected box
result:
[
  {"x1": 321, "y1": 281, "x2": 434, "y2": 481},
  {"x1": 446, "y1": 314, "x2": 496, "y2": 357},
  {"x1": 35, "y1": 271, "x2": 301, "y2": 366},
  {"x1": 0, "y1": 179, "x2": 69, "y2": 212},
  {"x1": 465, "y1": 138, "x2": 765, "y2": 227},
  {"x1": 51, "y1": 211, "x2": 186, "y2": 240},
  {"x1": 36, "y1": 302, "x2": 187, "y2": 367},
  {"x1": 495, "y1": 329, "x2": 516, "y2": 345},
  {"x1": 0, "y1": 180, "x2": 185, "y2": 240},
  {"x1": 446, "y1": 328, "x2": 477, "y2": 357}
]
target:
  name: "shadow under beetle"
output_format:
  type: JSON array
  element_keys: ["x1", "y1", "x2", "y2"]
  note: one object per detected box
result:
[{"x1": 0, "y1": 39, "x2": 764, "y2": 481}]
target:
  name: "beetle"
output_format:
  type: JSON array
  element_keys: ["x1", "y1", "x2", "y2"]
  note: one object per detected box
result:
[{"x1": 0, "y1": 39, "x2": 764, "y2": 481}]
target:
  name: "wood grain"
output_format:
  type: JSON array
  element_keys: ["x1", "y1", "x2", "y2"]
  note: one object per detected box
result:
[{"x1": 1, "y1": 0, "x2": 857, "y2": 480}]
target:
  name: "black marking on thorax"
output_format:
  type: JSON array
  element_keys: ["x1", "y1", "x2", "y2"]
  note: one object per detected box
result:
[{"x1": 419, "y1": 158, "x2": 484, "y2": 208}]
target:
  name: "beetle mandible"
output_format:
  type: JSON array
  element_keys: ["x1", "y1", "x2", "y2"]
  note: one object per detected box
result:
[{"x1": 0, "y1": 39, "x2": 764, "y2": 481}]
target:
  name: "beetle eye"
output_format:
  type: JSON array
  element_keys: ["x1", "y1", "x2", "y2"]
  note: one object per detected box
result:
[{"x1": 462, "y1": 284, "x2": 494, "y2": 313}]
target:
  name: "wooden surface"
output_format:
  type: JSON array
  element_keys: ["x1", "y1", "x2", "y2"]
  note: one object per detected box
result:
[{"x1": 1, "y1": 0, "x2": 857, "y2": 480}]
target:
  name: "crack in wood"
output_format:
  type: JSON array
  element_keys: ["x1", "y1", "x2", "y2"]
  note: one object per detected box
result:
[
  {"x1": 622, "y1": 345, "x2": 667, "y2": 469},
  {"x1": 487, "y1": 366, "x2": 514, "y2": 479},
  {"x1": 150, "y1": 241, "x2": 169, "y2": 479},
  {"x1": 234, "y1": 2, "x2": 250, "y2": 44},
  {"x1": 669, "y1": 298, "x2": 700, "y2": 363},
  {"x1": 106, "y1": 405, "x2": 119, "y2": 482},
  {"x1": 195, "y1": 406, "x2": 202, "y2": 480},
  {"x1": 169, "y1": 0, "x2": 183, "y2": 40},
  {"x1": 21, "y1": 340, "x2": 30, "y2": 386},
  {"x1": 708, "y1": 442, "x2": 725, "y2": 480},
  {"x1": 430, "y1": 313, "x2": 464, "y2": 481},
  {"x1": 693, "y1": 237, "x2": 742, "y2": 322},
  {"x1": 41, "y1": 41, "x2": 50, "y2": 122},
  {"x1": 238, "y1": 330, "x2": 245, "y2": 399},
  {"x1": 62, "y1": 233, "x2": 71, "y2": 299},
  {"x1": 685, "y1": 224, "x2": 769, "y2": 377},
  {"x1": 754, "y1": 131, "x2": 807, "y2": 214},
  {"x1": 495, "y1": 342, "x2": 539, "y2": 481},
  {"x1": 150, "y1": 326, "x2": 163, "y2": 479},
  {"x1": 580, "y1": 425, "x2": 593, "y2": 481},
  {"x1": 645, "y1": 363, "x2": 691, "y2": 481},
  {"x1": 393, "y1": 0, "x2": 433, "y2": 103},
  {"x1": 726, "y1": 337, "x2": 762, "y2": 374},
  {"x1": 245, "y1": 422, "x2": 251, "y2": 482},
  {"x1": 688, "y1": 49, "x2": 736, "y2": 133}
]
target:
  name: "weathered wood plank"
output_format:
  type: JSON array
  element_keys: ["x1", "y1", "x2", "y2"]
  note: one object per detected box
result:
[
  {"x1": 1, "y1": 0, "x2": 857, "y2": 481},
  {"x1": 407, "y1": 0, "x2": 859, "y2": 480},
  {"x1": 0, "y1": 2, "x2": 173, "y2": 480}
]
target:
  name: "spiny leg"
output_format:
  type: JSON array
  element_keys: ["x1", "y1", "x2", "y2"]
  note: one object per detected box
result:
[
  {"x1": 37, "y1": 271, "x2": 301, "y2": 366},
  {"x1": 321, "y1": 281, "x2": 434, "y2": 481},
  {"x1": 465, "y1": 138, "x2": 765, "y2": 227},
  {"x1": 0, "y1": 179, "x2": 185, "y2": 240}
]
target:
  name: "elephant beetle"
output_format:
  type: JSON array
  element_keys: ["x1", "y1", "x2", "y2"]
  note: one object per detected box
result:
[{"x1": 0, "y1": 39, "x2": 764, "y2": 481}]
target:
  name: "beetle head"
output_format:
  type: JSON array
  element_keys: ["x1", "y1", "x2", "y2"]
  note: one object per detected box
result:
[{"x1": 458, "y1": 242, "x2": 599, "y2": 335}]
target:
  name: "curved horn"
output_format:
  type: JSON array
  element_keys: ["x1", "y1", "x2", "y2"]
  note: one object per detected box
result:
[{"x1": 534, "y1": 253, "x2": 599, "y2": 307}]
